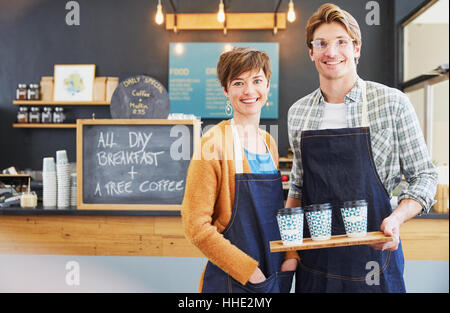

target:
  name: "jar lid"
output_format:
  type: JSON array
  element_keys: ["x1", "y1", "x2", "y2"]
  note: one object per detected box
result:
[
  {"x1": 343, "y1": 200, "x2": 368, "y2": 207},
  {"x1": 19, "y1": 106, "x2": 28, "y2": 111},
  {"x1": 277, "y1": 207, "x2": 303, "y2": 215},
  {"x1": 29, "y1": 84, "x2": 40, "y2": 88},
  {"x1": 18, "y1": 84, "x2": 27, "y2": 88},
  {"x1": 305, "y1": 203, "x2": 332, "y2": 211},
  {"x1": 30, "y1": 107, "x2": 40, "y2": 112}
]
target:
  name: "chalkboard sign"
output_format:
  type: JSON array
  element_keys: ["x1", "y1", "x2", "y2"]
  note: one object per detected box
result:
[
  {"x1": 76, "y1": 119, "x2": 200, "y2": 211},
  {"x1": 110, "y1": 75, "x2": 170, "y2": 119}
]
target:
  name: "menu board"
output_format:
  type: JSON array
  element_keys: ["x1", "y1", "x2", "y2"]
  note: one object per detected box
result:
[
  {"x1": 169, "y1": 42, "x2": 279, "y2": 119},
  {"x1": 76, "y1": 119, "x2": 200, "y2": 211},
  {"x1": 109, "y1": 75, "x2": 170, "y2": 119}
]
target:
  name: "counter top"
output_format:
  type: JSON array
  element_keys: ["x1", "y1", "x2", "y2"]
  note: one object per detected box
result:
[
  {"x1": 0, "y1": 206, "x2": 181, "y2": 216},
  {"x1": 0, "y1": 206, "x2": 446, "y2": 218}
]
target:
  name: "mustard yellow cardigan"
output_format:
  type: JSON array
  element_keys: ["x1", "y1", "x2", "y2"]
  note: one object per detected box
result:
[{"x1": 181, "y1": 119, "x2": 299, "y2": 288}]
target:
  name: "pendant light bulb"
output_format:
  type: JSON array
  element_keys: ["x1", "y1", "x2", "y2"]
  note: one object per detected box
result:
[
  {"x1": 287, "y1": 0, "x2": 296, "y2": 23},
  {"x1": 155, "y1": 0, "x2": 164, "y2": 25},
  {"x1": 217, "y1": 0, "x2": 225, "y2": 23}
]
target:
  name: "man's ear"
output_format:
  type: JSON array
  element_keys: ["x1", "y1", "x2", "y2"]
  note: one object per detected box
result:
[
  {"x1": 309, "y1": 48, "x2": 315, "y2": 62},
  {"x1": 354, "y1": 44, "x2": 361, "y2": 59}
]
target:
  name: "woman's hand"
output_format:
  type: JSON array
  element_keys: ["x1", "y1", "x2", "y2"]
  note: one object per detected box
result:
[
  {"x1": 281, "y1": 258, "x2": 298, "y2": 271},
  {"x1": 248, "y1": 267, "x2": 266, "y2": 284}
]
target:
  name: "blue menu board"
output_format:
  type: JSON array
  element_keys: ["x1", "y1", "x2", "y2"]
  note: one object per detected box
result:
[{"x1": 169, "y1": 42, "x2": 279, "y2": 119}]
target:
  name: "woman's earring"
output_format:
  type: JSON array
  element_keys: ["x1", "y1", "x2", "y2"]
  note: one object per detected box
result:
[{"x1": 225, "y1": 99, "x2": 233, "y2": 116}]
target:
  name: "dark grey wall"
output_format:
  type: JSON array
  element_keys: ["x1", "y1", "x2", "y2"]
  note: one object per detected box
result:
[{"x1": 1, "y1": 0, "x2": 404, "y2": 170}]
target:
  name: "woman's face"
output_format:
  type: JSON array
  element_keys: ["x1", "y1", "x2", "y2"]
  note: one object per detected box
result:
[{"x1": 223, "y1": 68, "x2": 270, "y2": 119}]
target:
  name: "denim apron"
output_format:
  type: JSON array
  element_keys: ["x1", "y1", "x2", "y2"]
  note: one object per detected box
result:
[
  {"x1": 295, "y1": 82, "x2": 406, "y2": 293},
  {"x1": 201, "y1": 120, "x2": 295, "y2": 293}
]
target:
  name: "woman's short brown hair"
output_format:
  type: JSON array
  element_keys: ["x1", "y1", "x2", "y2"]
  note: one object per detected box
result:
[
  {"x1": 305, "y1": 3, "x2": 362, "y2": 50},
  {"x1": 217, "y1": 47, "x2": 271, "y2": 92}
]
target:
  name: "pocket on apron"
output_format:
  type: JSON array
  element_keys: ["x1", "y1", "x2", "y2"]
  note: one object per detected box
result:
[
  {"x1": 276, "y1": 271, "x2": 295, "y2": 293},
  {"x1": 229, "y1": 271, "x2": 294, "y2": 293}
]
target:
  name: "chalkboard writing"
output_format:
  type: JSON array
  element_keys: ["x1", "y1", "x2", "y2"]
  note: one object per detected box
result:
[
  {"x1": 110, "y1": 75, "x2": 170, "y2": 119},
  {"x1": 76, "y1": 119, "x2": 200, "y2": 211}
]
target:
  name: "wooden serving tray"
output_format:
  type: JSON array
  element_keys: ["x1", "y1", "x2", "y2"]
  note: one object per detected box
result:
[{"x1": 270, "y1": 231, "x2": 393, "y2": 252}]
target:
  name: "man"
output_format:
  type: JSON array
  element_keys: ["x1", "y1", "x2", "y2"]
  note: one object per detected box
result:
[{"x1": 285, "y1": 3, "x2": 437, "y2": 292}]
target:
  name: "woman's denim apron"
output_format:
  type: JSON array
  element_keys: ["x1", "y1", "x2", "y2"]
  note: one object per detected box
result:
[{"x1": 202, "y1": 120, "x2": 294, "y2": 293}]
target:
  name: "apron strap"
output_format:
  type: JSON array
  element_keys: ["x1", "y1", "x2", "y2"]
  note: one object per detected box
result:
[
  {"x1": 360, "y1": 80, "x2": 369, "y2": 127},
  {"x1": 303, "y1": 79, "x2": 369, "y2": 131},
  {"x1": 230, "y1": 119, "x2": 276, "y2": 174},
  {"x1": 303, "y1": 90, "x2": 321, "y2": 131},
  {"x1": 230, "y1": 119, "x2": 244, "y2": 174}
]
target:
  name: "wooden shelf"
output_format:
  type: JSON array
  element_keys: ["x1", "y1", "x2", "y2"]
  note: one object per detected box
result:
[
  {"x1": 166, "y1": 13, "x2": 286, "y2": 30},
  {"x1": 279, "y1": 157, "x2": 293, "y2": 162},
  {"x1": 13, "y1": 100, "x2": 110, "y2": 106},
  {"x1": 13, "y1": 123, "x2": 76, "y2": 129}
]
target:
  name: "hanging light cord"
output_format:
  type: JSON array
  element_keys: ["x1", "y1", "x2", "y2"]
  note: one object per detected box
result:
[
  {"x1": 274, "y1": 0, "x2": 282, "y2": 33},
  {"x1": 169, "y1": 0, "x2": 177, "y2": 31}
]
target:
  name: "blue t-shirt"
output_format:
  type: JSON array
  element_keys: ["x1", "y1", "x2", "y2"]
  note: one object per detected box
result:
[{"x1": 244, "y1": 147, "x2": 277, "y2": 174}]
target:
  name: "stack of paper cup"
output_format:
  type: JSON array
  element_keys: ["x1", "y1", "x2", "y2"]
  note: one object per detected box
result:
[
  {"x1": 70, "y1": 173, "x2": 77, "y2": 207},
  {"x1": 56, "y1": 150, "x2": 71, "y2": 208},
  {"x1": 43, "y1": 157, "x2": 57, "y2": 208}
]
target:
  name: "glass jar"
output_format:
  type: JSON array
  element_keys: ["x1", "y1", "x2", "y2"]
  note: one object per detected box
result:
[
  {"x1": 53, "y1": 107, "x2": 65, "y2": 123},
  {"x1": 41, "y1": 107, "x2": 53, "y2": 123},
  {"x1": 17, "y1": 106, "x2": 29, "y2": 123},
  {"x1": 16, "y1": 84, "x2": 28, "y2": 100},
  {"x1": 29, "y1": 107, "x2": 41, "y2": 123},
  {"x1": 27, "y1": 84, "x2": 40, "y2": 100}
]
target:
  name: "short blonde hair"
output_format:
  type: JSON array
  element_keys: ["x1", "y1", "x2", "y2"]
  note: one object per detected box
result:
[
  {"x1": 217, "y1": 47, "x2": 271, "y2": 92},
  {"x1": 306, "y1": 3, "x2": 361, "y2": 60}
]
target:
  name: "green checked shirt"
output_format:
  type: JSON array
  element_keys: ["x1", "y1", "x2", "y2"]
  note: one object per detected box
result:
[{"x1": 287, "y1": 77, "x2": 438, "y2": 213}]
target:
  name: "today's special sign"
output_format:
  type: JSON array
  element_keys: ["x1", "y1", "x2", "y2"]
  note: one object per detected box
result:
[{"x1": 168, "y1": 42, "x2": 279, "y2": 119}]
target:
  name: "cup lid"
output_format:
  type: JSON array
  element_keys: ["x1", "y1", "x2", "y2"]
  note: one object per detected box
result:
[
  {"x1": 305, "y1": 203, "x2": 332, "y2": 211},
  {"x1": 277, "y1": 207, "x2": 303, "y2": 215},
  {"x1": 343, "y1": 200, "x2": 368, "y2": 207}
]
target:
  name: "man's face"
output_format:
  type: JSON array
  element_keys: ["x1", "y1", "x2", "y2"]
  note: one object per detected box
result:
[{"x1": 309, "y1": 22, "x2": 360, "y2": 81}]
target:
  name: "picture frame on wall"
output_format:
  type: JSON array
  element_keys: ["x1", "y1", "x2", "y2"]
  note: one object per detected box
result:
[{"x1": 53, "y1": 64, "x2": 96, "y2": 101}]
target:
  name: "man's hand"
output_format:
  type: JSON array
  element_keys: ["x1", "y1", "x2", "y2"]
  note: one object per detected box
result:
[
  {"x1": 370, "y1": 199, "x2": 422, "y2": 251},
  {"x1": 370, "y1": 214, "x2": 401, "y2": 251},
  {"x1": 281, "y1": 258, "x2": 298, "y2": 271}
]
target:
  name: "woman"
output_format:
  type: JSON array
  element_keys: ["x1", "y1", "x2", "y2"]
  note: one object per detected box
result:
[{"x1": 182, "y1": 47, "x2": 298, "y2": 293}]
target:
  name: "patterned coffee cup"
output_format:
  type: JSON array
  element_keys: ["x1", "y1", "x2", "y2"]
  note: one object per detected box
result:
[
  {"x1": 277, "y1": 207, "x2": 304, "y2": 245},
  {"x1": 305, "y1": 203, "x2": 332, "y2": 241},
  {"x1": 341, "y1": 200, "x2": 368, "y2": 238}
]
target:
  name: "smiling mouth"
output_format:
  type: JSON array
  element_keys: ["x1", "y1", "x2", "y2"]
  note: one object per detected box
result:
[
  {"x1": 240, "y1": 98, "x2": 259, "y2": 104},
  {"x1": 324, "y1": 60, "x2": 344, "y2": 65}
]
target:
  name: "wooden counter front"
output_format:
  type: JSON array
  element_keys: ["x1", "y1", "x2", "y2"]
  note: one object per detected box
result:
[
  {"x1": 0, "y1": 214, "x2": 202, "y2": 257},
  {"x1": 0, "y1": 214, "x2": 447, "y2": 260}
]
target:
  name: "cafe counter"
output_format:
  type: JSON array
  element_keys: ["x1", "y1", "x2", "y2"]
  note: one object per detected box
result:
[{"x1": 0, "y1": 207, "x2": 448, "y2": 261}]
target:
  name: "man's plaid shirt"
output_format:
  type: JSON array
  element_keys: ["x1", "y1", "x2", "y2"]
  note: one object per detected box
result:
[{"x1": 287, "y1": 77, "x2": 438, "y2": 213}]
